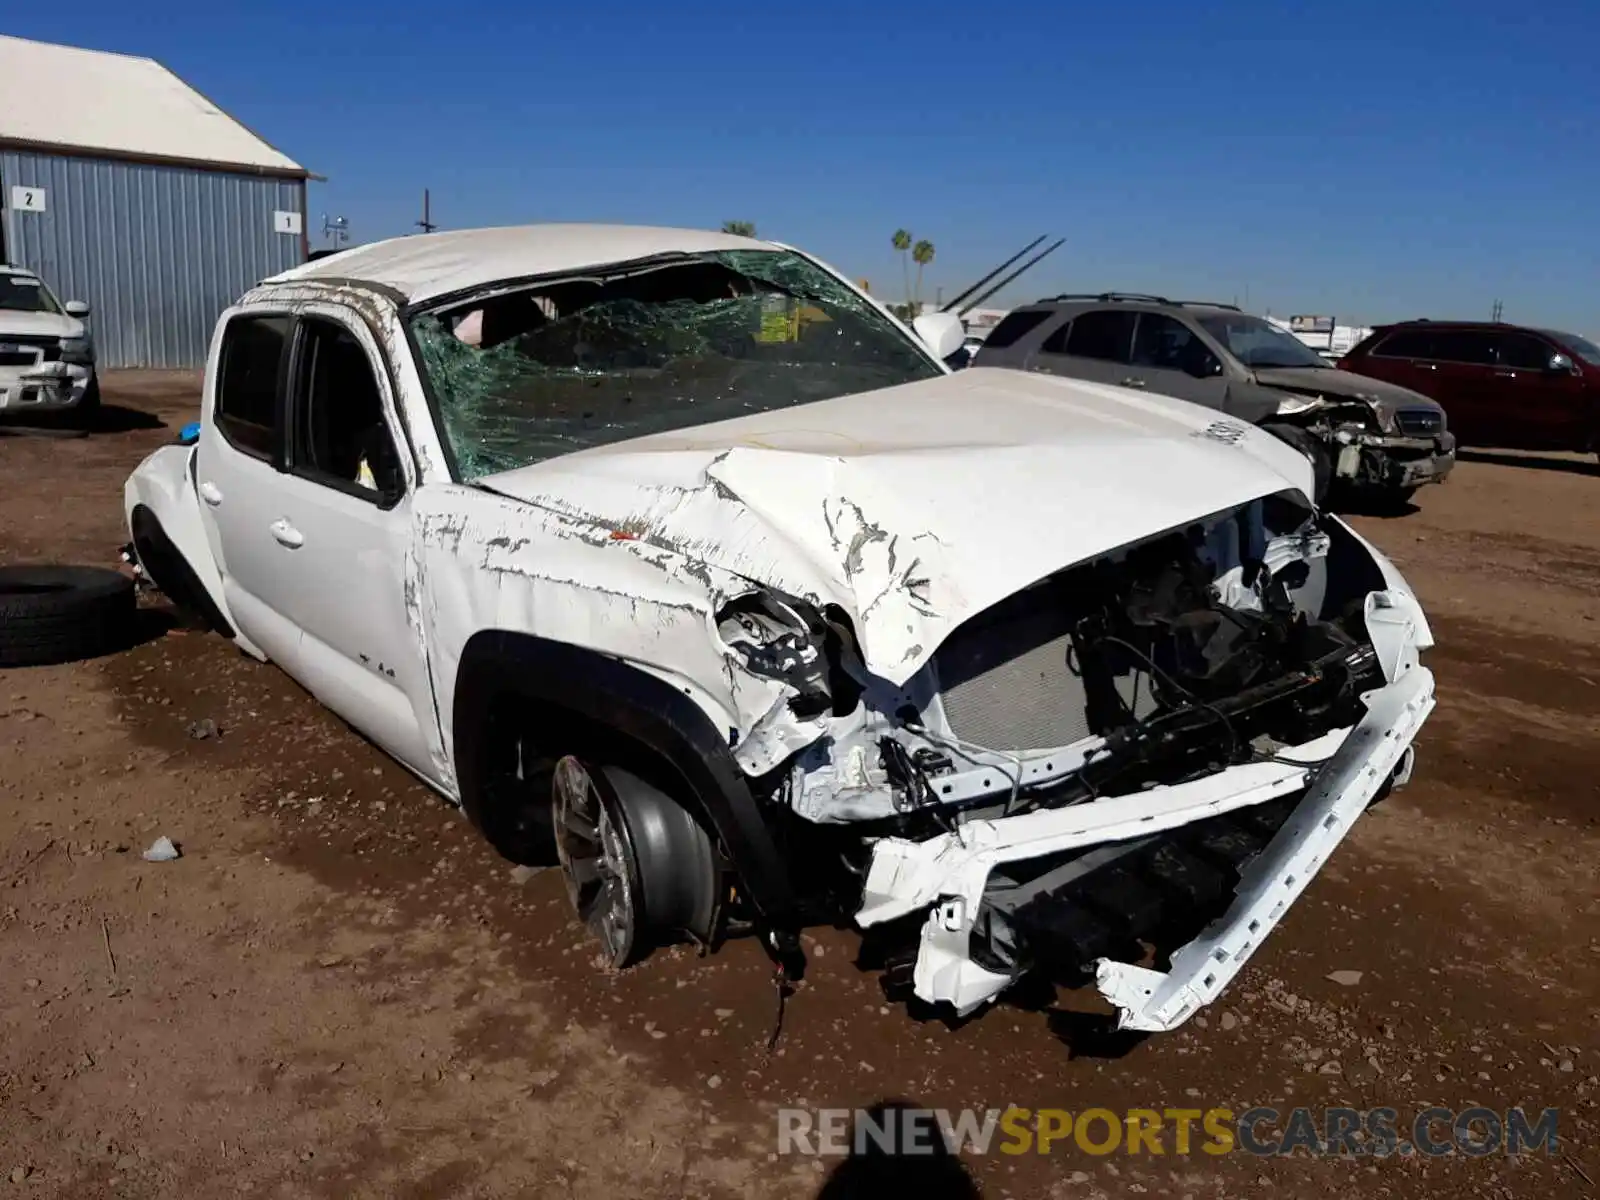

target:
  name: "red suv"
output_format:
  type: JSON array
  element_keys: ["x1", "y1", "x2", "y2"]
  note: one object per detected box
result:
[{"x1": 1340, "y1": 322, "x2": 1597, "y2": 456}]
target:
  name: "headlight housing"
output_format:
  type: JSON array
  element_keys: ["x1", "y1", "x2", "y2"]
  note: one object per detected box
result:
[
  {"x1": 58, "y1": 336, "x2": 93, "y2": 364},
  {"x1": 1273, "y1": 393, "x2": 1323, "y2": 417},
  {"x1": 716, "y1": 590, "x2": 841, "y2": 718}
]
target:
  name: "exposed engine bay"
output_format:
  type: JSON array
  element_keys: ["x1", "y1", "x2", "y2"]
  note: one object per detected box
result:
[
  {"x1": 729, "y1": 491, "x2": 1378, "y2": 829},
  {"x1": 717, "y1": 491, "x2": 1433, "y2": 1027}
]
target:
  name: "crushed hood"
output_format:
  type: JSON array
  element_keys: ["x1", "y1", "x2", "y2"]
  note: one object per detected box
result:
[
  {"x1": 1253, "y1": 365, "x2": 1441, "y2": 416},
  {"x1": 476, "y1": 367, "x2": 1313, "y2": 686}
]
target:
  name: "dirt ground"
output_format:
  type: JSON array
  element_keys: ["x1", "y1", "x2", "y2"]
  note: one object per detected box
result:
[{"x1": 1, "y1": 373, "x2": 1597, "y2": 1199}]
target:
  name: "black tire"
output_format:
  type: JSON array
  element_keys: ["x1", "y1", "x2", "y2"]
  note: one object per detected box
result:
[
  {"x1": 1261, "y1": 422, "x2": 1332, "y2": 505},
  {"x1": 0, "y1": 565, "x2": 137, "y2": 667},
  {"x1": 76, "y1": 374, "x2": 101, "y2": 422},
  {"x1": 552, "y1": 757, "x2": 718, "y2": 967},
  {"x1": 130, "y1": 508, "x2": 233, "y2": 636}
]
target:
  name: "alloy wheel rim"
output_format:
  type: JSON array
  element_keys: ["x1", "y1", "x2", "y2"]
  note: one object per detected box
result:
[{"x1": 552, "y1": 756, "x2": 635, "y2": 965}]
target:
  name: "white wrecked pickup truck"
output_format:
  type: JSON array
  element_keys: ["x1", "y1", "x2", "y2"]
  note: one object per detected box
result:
[{"x1": 124, "y1": 225, "x2": 1435, "y2": 1031}]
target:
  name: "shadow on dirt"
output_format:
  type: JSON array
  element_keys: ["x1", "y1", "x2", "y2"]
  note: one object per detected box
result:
[
  {"x1": 1328, "y1": 490, "x2": 1421, "y2": 519},
  {"x1": 89, "y1": 403, "x2": 168, "y2": 433},
  {"x1": 814, "y1": 1101, "x2": 981, "y2": 1199},
  {"x1": 0, "y1": 404, "x2": 164, "y2": 438},
  {"x1": 1457, "y1": 448, "x2": 1597, "y2": 476}
]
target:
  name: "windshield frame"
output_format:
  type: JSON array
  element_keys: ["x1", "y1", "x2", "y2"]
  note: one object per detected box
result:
[
  {"x1": 0, "y1": 272, "x2": 64, "y2": 316},
  {"x1": 1538, "y1": 328, "x2": 1600, "y2": 362},
  {"x1": 401, "y1": 246, "x2": 949, "y2": 484},
  {"x1": 1197, "y1": 313, "x2": 1332, "y2": 371}
]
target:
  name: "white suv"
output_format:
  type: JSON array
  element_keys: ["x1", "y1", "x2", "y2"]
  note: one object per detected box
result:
[{"x1": 0, "y1": 265, "x2": 98, "y2": 419}]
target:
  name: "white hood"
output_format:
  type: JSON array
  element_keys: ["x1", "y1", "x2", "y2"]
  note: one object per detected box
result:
[
  {"x1": 0, "y1": 309, "x2": 80, "y2": 339},
  {"x1": 479, "y1": 368, "x2": 1314, "y2": 686}
]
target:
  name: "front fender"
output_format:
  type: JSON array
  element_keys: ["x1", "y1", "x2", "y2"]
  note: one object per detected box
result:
[{"x1": 124, "y1": 445, "x2": 262, "y2": 659}]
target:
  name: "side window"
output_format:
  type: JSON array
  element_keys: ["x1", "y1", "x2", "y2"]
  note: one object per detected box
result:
[
  {"x1": 1430, "y1": 331, "x2": 1495, "y2": 365},
  {"x1": 1062, "y1": 310, "x2": 1137, "y2": 362},
  {"x1": 1130, "y1": 313, "x2": 1216, "y2": 374},
  {"x1": 1371, "y1": 330, "x2": 1436, "y2": 360},
  {"x1": 1491, "y1": 332, "x2": 1553, "y2": 370},
  {"x1": 289, "y1": 317, "x2": 404, "y2": 500},
  {"x1": 215, "y1": 315, "x2": 289, "y2": 460},
  {"x1": 980, "y1": 309, "x2": 1053, "y2": 349},
  {"x1": 1039, "y1": 319, "x2": 1073, "y2": 354}
]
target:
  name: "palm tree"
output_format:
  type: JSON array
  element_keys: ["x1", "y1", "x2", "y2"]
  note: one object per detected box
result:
[
  {"x1": 721, "y1": 220, "x2": 756, "y2": 237},
  {"x1": 892, "y1": 229, "x2": 912, "y2": 312},
  {"x1": 912, "y1": 240, "x2": 935, "y2": 310}
]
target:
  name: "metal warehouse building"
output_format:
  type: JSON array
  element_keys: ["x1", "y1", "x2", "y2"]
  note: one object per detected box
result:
[{"x1": 0, "y1": 34, "x2": 310, "y2": 368}]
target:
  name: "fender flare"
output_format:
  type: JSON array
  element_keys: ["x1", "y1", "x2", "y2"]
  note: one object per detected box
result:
[{"x1": 451, "y1": 630, "x2": 799, "y2": 927}]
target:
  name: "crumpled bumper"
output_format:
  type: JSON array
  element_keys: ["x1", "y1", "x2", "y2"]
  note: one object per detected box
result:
[
  {"x1": 855, "y1": 588, "x2": 1435, "y2": 1030},
  {"x1": 0, "y1": 361, "x2": 94, "y2": 413},
  {"x1": 1332, "y1": 429, "x2": 1456, "y2": 490}
]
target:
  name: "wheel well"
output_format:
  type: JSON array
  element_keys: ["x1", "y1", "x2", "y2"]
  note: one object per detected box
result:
[
  {"x1": 130, "y1": 505, "x2": 233, "y2": 638},
  {"x1": 450, "y1": 630, "x2": 800, "y2": 926},
  {"x1": 471, "y1": 686, "x2": 722, "y2": 866}
]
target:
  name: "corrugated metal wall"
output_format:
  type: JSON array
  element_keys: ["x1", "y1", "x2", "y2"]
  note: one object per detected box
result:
[{"x1": 1, "y1": 149, "x2": 304, "y2": 368}]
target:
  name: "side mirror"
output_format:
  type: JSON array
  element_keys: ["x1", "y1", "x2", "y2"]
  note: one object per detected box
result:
[
  {"x1": 912, "y1": 311, "x2": 965, "y2": 362},
  {"x1": 1548, "y1": 352, "x2": 1576, "y2": 374},
  {"x1": 65, "y1": 300, "x2": 90, "y2": 317},
  {"x1": 1183, "y1": 350, "x2": 1223, "y2": 379}
]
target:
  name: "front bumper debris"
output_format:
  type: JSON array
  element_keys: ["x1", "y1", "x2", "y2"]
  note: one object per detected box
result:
[
  {"x1": 1331, "y1": 429, "x2": 1456, "y2": 490},
  {"x1": 855, "y1": 587, "x2": 1435, "y2": 1030},
  {"x1": 0, "y1": 361, "x2": 93, "y2": 413}
]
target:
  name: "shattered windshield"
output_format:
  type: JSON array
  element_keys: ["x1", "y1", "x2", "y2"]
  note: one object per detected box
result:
[
  {"x1": 1198, "y1": 315, "x2": 1329, "y2": 370},
  {"x1": 409, "y1": 249, "x2": 942, "y2": 480}
]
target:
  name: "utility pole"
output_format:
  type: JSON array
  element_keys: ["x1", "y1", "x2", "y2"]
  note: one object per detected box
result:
[{"x1": 415, "y1": 189, "x2": 436, "y2": 235}]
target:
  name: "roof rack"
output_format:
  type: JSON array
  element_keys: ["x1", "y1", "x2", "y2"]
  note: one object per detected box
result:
[
  {"x1": 1033, "y1": 292, "x2": 1243, "y2": 311},
  {"x1": 1037, "y1": 291, "x2": 1172, "y2": 305}
]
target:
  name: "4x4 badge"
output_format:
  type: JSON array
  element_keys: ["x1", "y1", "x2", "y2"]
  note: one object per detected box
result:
[{"x1": 1193, "y1": 420, "x2": 1248, "y2": 445}]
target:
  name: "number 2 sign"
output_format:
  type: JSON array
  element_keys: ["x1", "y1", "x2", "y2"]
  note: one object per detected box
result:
[{"x1": 9, "y1": 186, "x2": 47, "y2": 213}]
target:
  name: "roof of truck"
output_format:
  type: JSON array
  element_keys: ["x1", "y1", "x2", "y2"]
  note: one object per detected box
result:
[{"x1": 268, "y1": 224, "x2": 774, "y2": 306}]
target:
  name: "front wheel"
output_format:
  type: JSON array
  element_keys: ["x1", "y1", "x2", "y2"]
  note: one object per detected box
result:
[
  {"x1": 552, "y1": 757, "x2": 718, "y2": 968},
  {"x1": 75, "y1": 373, "x2": 101, "y2": 422}
]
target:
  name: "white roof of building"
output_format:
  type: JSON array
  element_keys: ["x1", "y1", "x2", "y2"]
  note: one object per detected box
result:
[
  {"x1": 0, "y1": 34, "x2": 304, "y2": 176},
  {"x1": 270, "y1": 225, "x2": 773, "y2": 304}
]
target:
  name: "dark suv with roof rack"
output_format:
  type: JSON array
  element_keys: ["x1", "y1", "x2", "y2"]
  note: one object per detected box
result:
[
  {"x1": 1338, "y1": 321, "x2": 1597, "y2": 458},
  {"x1": 975, "y1": 293, "x2": 1456, "y2": 505}
]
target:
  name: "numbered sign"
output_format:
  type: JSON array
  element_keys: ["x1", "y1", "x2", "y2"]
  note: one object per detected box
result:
[
  {"x1": 273, "y1": 210, "x2": 303, "y2": 235},
  {"x1": 9, "y1": 186, "x2": 47, "y2": 213}
]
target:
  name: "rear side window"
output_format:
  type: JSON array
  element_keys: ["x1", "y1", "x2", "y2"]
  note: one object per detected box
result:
[
  {"x1": 1370, "y1": 329, "x2": 1435, "y2": 359},
  {"x1": 1063, "y1": 310, "x2": 1137, "y2": 362},
  {"x1": 215, "y1": 315, "x2": 289, "y2": 460},
  {"x1": 1040, "y1": 319, "x2": 1073, "y2": 353},
  {"x1": 981, "y1": 309, "x2": 1053, "y2": 349},
  {"x1": 1430, "y1": 331, "x2": 1495, "y2": 365}
]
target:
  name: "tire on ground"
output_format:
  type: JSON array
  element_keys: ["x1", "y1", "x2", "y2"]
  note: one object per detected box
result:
[{"x1": 0, "y1": 565, "x2": 137, "y2": 667}]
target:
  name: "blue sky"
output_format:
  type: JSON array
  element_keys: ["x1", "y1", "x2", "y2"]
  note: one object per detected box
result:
[{"x1": 9, "y1": 1, "x2": 1599, "y2": 328}]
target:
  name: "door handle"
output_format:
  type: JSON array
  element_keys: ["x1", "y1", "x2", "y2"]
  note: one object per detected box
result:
[
  {"x1": 1493, "y1": 370, "x2": 1518, "y2": 378},
  {"x1": 198, "y1": 481, "x2": 224, "y2": 507},
  {"x1": 269, "y1": 518, "x2": 305, "y2": 549},
  {"x1": 1120, "y1": 377, "x2": 1147, "y2": 388}
]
